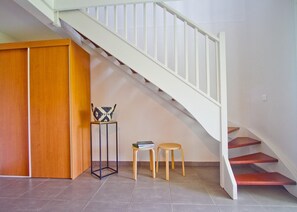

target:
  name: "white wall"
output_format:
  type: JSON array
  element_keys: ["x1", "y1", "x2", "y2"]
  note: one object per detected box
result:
[
  {"x1": 241, "y1": 0, "x2": 297, "y2": 170},
  {"x1": 0, "y1": 32, "x2": 16, "y2": 43},
  {"x1": 90, "y1": 0, "x2": 297, "y2": 168},
  {"x1": 91, "y1": 54, "x2": 219, "y2": 162},
  {"x1": 167, "y1": 0, "x2": 297, "y2": 170}
]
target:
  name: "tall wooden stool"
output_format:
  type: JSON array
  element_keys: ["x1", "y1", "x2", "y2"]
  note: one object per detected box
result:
[
  {"x1": 156, "y1": 143, "x2": 185, "y2": 180},
  {"x1": 132, "y1": 146, "x2": 156, "y2": 180}
]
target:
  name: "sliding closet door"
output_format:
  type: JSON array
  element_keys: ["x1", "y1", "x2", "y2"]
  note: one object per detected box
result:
[
  {"x1": 0, "y1": 49, "x2": 29, "y2": 176},
  {"x1": 30, "y1": 46, "x2": 70, "y2": 178}
]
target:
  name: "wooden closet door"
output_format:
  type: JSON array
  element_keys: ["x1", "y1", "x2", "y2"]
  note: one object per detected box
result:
[
  {"x1": 30, "y1": 46, "x2": 70, "y2": 178},
  {"x1": 0, "y1": 49, "x2": 29, "y2": 176}
]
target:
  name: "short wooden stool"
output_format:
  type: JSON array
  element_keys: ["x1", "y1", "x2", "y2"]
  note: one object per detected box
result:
[
  {"x1": 132, "y1": 146, "x2": 156, "y2": 180},
  {"x1": 156, "y1": 143, "x2": 185, "y2": 180}
]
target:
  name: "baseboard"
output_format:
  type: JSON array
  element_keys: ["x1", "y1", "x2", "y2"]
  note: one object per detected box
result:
[{"x1": 92, "y1": 161, "x2": 219, "y2": 168}]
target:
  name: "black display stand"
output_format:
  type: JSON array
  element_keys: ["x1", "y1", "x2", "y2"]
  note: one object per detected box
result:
[{"x1": 90, "y1": 121, "x2": 118, "y2": 179}]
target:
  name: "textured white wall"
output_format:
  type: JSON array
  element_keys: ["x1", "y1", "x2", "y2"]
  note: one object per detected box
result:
[
  {"x1": 90, "y1": 54, "x2": 219, "y2": 162},
  {"x1": 90, "y1": 0, "x2": 297, "y2": 167},
  {"x1": 167, "y1": 0, "x2": 297, "y2": 169},
  {"x1": 0, "y1": 32, "x2": 16, "y2": 43}
]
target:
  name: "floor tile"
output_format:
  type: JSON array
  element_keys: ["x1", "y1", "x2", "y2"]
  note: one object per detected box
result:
[
  {"x1": 0, "y1": 198, "x2": 17, "y2": 212},
  {"x1": 0, "y1": 178, "x2": 17, "y2": 188},
  {"x1": 172, "y1": 204, "x2": 220, "y2": 212},
  {"x1": 35, "y1": 179, "x2": 72, "y2": 189},
  {"x1": 208, "y1": 188, "x2": 259, "y2": 206},
  {"x1": 244, "y1": 186, "x2": 297, "y2": 206},
  {"x1": 170, "y1": 183, "x2": 214, "y2": 204},
  {"x1": 128, "y1": 203, "x2": 172, "y2": 212},
  {"x1": 39, "y1": 199, "x2": 88, "y2": 212},
  {"x1": 262, "y1": 206, "x2": 297, "y2": 212},
  {"x1": 11, "y1": 198, "x2": 49, "y2": 211},
  {"x1": 54, "y1": 187, "x2": 100, "y2": 201},
  {"x1": 132, "y1": 181, "x2": 171, "y2": 203},
  {"x1": 19, "y1": 187, "x2": 66, "y2": 200},
  {"x1": 219, "y1": 205, "x2": 266, "y2": 212},
  {"x1": 91, "y1": 182, "x2": 134, "y2": 203},
  {"x1": 83, "y1": 201, "x2": 129, "y2": 212}
]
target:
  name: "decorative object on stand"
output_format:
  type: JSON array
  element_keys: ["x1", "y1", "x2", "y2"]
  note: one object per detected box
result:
[
  {"x1": 91, "y1": 103, "x2": 117, "y2": 122},
  {"x1": 132, "y1": 141, "x2": 155, "y2": 149}
]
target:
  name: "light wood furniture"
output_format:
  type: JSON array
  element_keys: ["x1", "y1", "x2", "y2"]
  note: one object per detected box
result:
[
  {"x1": 0, "y1": 49, "x2": 28, "y2": 176},
  {"x1": 132, "y1": 146, "x2": 156, "y2": 180},
  {"x1": 156, "y1": 143, "x2": 185, "y2": 180},
  {"x1": 0, "y1": 39, "x2": 90, "y2": 179}
]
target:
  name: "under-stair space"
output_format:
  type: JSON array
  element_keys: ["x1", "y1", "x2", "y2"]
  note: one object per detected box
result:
[
  {"x1": 70, "y1": 29, "x2": 195, "y2": 120},
  {"x1": 228, "y1": 127, "x2": 296, "y2": 186}
]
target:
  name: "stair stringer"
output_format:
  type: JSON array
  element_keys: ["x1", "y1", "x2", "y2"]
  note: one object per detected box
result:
[
  {"x1": 228, "y1": 122, "x2": 297, "y2": 197},
  {"x1": 59, "y1": 10, "x2": 222, "y2": 141}
]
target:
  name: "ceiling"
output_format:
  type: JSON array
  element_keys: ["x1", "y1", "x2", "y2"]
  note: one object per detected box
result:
[{"x1": 0, "y1": 0, "x2": 61, "y2": 41}]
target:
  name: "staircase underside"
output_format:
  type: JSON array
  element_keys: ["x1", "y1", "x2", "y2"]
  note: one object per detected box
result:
[
  {"x1": 59, "y1": 10, "x2": 222, "y2": 141},
  {"x1": 235, "y1": 172, "x2": 297, "y2": 186},
  {"x1": 228, "y1": 127, "x2": 240, "y2": 134}
]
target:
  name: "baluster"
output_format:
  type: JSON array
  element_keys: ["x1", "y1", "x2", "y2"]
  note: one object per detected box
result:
[
  {"x1": 195, "y1": 28, "x2": 200, "y2": 89},
  {"x1": 124, "y1": 4, "x2": 127, "y2": 39},
  {"x1": 205, "y1": 35, "x2": 210, "y2": 96},
  {"x1": 96, "y1": 7, "x2": 99, "y2": 21},
  {"x1": 114, "y1": 5, "x2": 118, "y2": 33},
  {"x1": 134, "y1": 4, "x2": 137, "y2": 46},
  {"x1": 164, "y1": 7, "x2": 167, "y2": 67},
  {"x1": 154, "y1": 3, "x2": 157, "y2": 59},
  {"x1": 144, "y1": 3, "x2": 147, "y2": 52},
  {"x1": 105, "y1": 6, "x2": 108, "y2": 26},
  {"x1": 216, "y1": 41, "x2": 220, "y2": 101},
  {"x1": 174, "y1": 14, "x2": 178, "y2": 73},
  {"x1": 184, "y1": 21, "x2": 188, "y2": 81},
  {"x1": 86, "y1": 8, "x2": 90, "y2": 14}
]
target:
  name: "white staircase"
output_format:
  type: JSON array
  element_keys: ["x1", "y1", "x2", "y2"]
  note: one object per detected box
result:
[{"x1": 15, "y1": 0, "x2": 237, "y2": 199}]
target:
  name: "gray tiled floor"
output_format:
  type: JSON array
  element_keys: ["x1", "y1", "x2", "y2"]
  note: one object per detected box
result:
[{"x1": 0, "y1": 166, "x2": 296, "y2": 212}]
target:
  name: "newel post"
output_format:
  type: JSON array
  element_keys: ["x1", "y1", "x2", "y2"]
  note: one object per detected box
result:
[{"x1": 219, "y1": 32, "x2": 228, "y2": 186}]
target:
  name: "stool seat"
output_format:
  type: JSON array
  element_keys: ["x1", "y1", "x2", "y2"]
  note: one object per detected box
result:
[
  {"x1": 132, "y1": 146, "x2": 155, "y2": 180},
  {"x1": 158, "y1": 143, "x2": 181, "y2": 150},
  {"x1": 156, "y1": 142, "x2": 185, "y2": 180}
]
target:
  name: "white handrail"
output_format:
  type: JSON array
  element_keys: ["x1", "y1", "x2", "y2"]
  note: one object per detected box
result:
[{"x1": 157, "y1": 2, "x2": 219, "y2": 42}]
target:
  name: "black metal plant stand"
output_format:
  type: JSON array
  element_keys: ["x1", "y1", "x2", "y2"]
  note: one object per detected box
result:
[{"x1": 90, "y1": 121, "x2": 118, "y2": 179}]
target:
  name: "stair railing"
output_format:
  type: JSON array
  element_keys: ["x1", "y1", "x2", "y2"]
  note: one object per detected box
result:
[
  {"x1": 82, "y1": 1, "x2": 234, "y2": 197},
  {"x1": 83, "y1": 2, "x2": 221, "y2": 105}
]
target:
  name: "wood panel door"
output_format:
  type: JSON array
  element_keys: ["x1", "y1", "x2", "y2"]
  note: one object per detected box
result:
[
  {"x1": 30, "y1": 46, "x2": 70, "y2": 178},
  {"x1": 0, "y1": 49, "x2": 29, "y2": 176},
  {"x1": 70, "y1": 42, "x2": 91, "y2": 179}
]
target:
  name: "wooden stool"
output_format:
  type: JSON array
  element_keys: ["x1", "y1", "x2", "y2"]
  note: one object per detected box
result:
[
  {"x1": 132, "y1": 146, "x2": 156, "y2": 180},
  {"x1": 156, "y1": 143, "x2": 185, "y2": 180}
]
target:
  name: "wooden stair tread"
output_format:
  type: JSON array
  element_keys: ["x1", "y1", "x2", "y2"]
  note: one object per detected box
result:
[
  {"x1": 229, "y1": 152, "x2": 278, "y2": 165},
  {"x1": 228, "y1": 137, "x2": 261, "y2": 149},
  {"x1": 228, "y1": 127, "x2": 240, "y2": 134},
  {"x1": 235, "y1": 172, "x2": 296, "y2": 186}
]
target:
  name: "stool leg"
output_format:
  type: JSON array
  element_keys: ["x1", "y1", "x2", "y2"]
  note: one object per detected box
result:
[
  {"x1": 156, "y1": 147, "x2": 160, "y2": 173},
  {"x1": 171, "y1": 150, "x2": 175, "y2": 170},
  {"x1": 149, "y1": 150, "x2": 153, "y2": 171},
  {"x1": 181, "y1": 148, "x2": 185, "y2": 176},
  {"x1": 133, "y1": 149, "x2": 138, "y2": 180},
  {"x1": 165, "y1": 150, "x2": 169, "y2": 180},
  {"x1": 150, "y1": 149, "x2": 156, "y2": 178}
]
